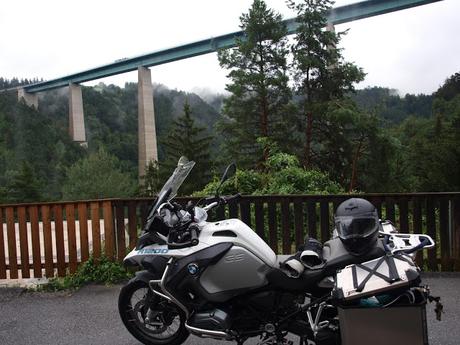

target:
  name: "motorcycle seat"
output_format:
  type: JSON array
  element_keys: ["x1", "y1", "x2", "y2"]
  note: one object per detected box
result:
[{"x1": 266, "y1": 238, "x2": 386, "y2": 292}]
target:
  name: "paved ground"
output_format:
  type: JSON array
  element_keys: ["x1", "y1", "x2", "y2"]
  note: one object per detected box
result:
[{"x1": 0, "y1": 275, "x2": 458, "y2": 345}]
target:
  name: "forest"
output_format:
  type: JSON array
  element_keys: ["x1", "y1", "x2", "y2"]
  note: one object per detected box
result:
[{"x1": 0, "y1": 0, "x2": 459, "y2": 204}]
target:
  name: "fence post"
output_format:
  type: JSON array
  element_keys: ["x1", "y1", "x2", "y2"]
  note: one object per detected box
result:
[
  {"x1": 0, "y1": 208, "x2": 6, "y2": 279},
  {"x1": 115, "y1": 201, "x2": 126, "y2": 262},
  {"x1": 103, "y1": 201, "x2": 115, "y2": 260},
  {"x1": 453, "y1": 198, "x2": 460, "y2": 270}
]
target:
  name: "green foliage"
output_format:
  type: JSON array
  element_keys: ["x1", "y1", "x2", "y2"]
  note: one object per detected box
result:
[
  {"x1": 352, "y1": 87, "x2": 433, "y2": 124},
  {"x1": 4, "y1": 162, "x2": 42, "y2": 203},
  {"x1": 435, "y1": 72, "x2": 460, "y2": 101},
  {"x1": 0, "y1": 91, "x2": 84, "y2": 203},
  {"x1": 39, "y1": 255, "x2": 132, "y2": 291},
  {"x1": 62, "y1": 148, "x2": 136, "y2": 200},
  {"x1": 139, "y1": 160, "x2": 163, "y2": 197},
  {"x1": 288, "y1": 0, "x2": 365, "y2": 167},
  {"x1": 156, "y1": 101, "x2": 214, "y2": 196},
  {"x1": 218, "y1": 0, "x2": 294, "y2": 167},
  {"x1": 196, "y1": 147, "x2": 342, "y2": 196}
]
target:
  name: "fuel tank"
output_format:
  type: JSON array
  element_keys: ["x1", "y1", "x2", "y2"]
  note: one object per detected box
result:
[
  {"x1": 199, "y1": 218, "x2": 277, "y2": 266},
  {"x1": 199, "y1": 245, "x2": 270, "y2": 294}
]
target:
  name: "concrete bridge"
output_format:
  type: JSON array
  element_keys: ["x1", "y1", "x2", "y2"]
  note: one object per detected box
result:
[{"x1": 7, "y1": 0, "x2": 444, "y2": 179}]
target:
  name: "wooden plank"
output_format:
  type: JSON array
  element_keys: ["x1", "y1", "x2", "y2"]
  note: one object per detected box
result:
[
  {"x1": 439, "y1": 198, "x2": 450, "y2": 271},
  {"x1": 0, "y1": 208, "x2": 7, "y2": 279},
  {"x1": 41, "y1": 205, "x2": 54, "y2": 277},
  {"x1": 65, "y1": 204, "x2": 77, "y2": 274},
  {"x1": 29, "y1": 206, "x2": 42, "y2": 278},
  {"x1": 268, "y1": 201, "x2": 278, "y2": 253},
  {"x1": 307, "y1": 201, "x2": 317, "y2": 239},
  {"x1": 426, "y1": 198, "x2": 437, "y2": 271},
  {"x1": 281, "y1": 199, "x2": 291, "y2": 254},
  {"x1": 6, "y1": 207, "x2": 18, "y2": 279},
  {"x1": 369, "y1": 196, "x2": 383, "y2": 219},
  {"x1": 240, "y1": 199, "x2": 251, "y2": 228},
  {"x1": 398, "y1": 199, "x2": 409, "y2": 233},
  {"x1": 140, "y1": 202, "x2": 148, "y2": 228},
  {"x1": 128, "y1": 201, "x2": 138, "y2": 250},
  {"x1": 228, "y1": 202, "x2": 238, "y2": 218},
  {"x1": 412, "y1": 198, "x2": 423, "y2": 267},
  {"x1": 320, "y1": 201, "x2": 330, "y2": 243},
  {"x1": 103, "y1": 201, "x2": 115, "y2": 260},
  {"x1": 17, "y1": 206, "x2": 30, "y2": 278},
  {"x1": 254, "y1": 200, "x2": 265, "y2": 241},
  {"x1": 385, "y1": 199, "x2": 395, "y2": 223},
  {"x1": 452, "y1": 198, "x2": 460, "y2": 265},
  {"x1": 216, "y1": 205, "x2": 225, "y2": 222},
  {"x1": 294, "y1": 201, "x2": 304, "y2": 249},
  {"x1": 78, "y1": 203, "x2": 89, "y2": 263},
  {"x1": 91, "y1": 202, "x2": 101, "y2": 259},
  {"x1": 115, "y1": 201, "x2": 126, "y2": 262},
  {"x1": 53, "y1": 205, "x2": 66, "y2": 277}
]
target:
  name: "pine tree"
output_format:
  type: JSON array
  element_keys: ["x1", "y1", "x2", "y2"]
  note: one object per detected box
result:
[
  {"x1": 288, "y1": 0, "x2": 365, "y2": 167},
  {"x1": 160, "y1": 101, "x2": 213, "y2": 195},
  {"x1": 218, "y1": 0, "x2": 293, "y2": 168},
  {"x1": 5, "y1": 162, "x2": 42, "y2": 203}
]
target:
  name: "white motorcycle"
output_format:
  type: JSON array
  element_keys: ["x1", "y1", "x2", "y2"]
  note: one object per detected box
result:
[{"x1": 118, "y1": 158, "x2": 441, "y2": 345}]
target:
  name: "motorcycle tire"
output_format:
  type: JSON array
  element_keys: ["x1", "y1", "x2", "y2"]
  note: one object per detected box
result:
[{"x1": 118, "y1": 278, "x2": 189, "y2": 345}]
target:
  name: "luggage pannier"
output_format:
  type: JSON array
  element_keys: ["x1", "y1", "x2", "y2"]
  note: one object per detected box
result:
[
  {"x1": 333, "y1": 254, "x2": 420, "y2": 300},
  {"x1": 338, "y1": 303, "x2": 428, "y2": 345},
  {"x1": 334, "y1": 254, "x2": 427, "y2": 345}
]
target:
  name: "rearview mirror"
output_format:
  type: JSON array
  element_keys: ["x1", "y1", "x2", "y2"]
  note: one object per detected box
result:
[
  {"x1": 177, "y1": 156, "x2": 189, "y2": 167},
  {"x1": 216, "y1": 163, "x2": 236, "y2": 196}
]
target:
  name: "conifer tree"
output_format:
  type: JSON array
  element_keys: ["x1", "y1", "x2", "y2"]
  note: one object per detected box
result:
[
  {"x1": 218, "y1": 0, "x2": 294, "y2": 168},
  {"x1": 160, "y1": 101, "x2": 213, "y2": 195},
  {"x1": 288, "y1": 0, "x2": 365, "y2": 167}
]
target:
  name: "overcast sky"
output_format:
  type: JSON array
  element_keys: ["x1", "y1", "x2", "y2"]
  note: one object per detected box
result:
[{"x1": 0, "y1": 0, "x2": 458, "y2": 96}]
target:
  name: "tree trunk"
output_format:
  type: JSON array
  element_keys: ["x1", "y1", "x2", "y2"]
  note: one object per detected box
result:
[
  {"x1": 260, "y1": 95, "x2": 269, "y2": 163},
  {"x1": 349, "y1": 139, "x2": 364, "y2": 192},
  {"x1": 304, "y1": 111, "x2": 313, "y2": 168}
]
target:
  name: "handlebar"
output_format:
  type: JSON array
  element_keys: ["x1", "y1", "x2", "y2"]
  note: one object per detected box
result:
[
  {"x1": 165, "y1": 194, "x2": 241, "y2": 249},
  {"x1": 189, "y1": 224, "x2": 199, "y2": 246}
]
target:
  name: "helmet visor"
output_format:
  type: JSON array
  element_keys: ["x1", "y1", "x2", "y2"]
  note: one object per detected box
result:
[{"x1": 335, "y1": 215, "x2": 378, "y2": 239}]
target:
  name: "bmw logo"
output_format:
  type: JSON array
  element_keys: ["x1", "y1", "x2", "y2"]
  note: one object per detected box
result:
[{"x1": 187, "y1": 263, "x2": 199, "y2": 275}]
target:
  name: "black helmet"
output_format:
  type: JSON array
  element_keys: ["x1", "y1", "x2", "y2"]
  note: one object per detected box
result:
[{"x1": 334, "y1": 198, "x2": 380, "y2": 256}]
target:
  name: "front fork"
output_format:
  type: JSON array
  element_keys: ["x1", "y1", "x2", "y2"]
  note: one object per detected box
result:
[{"x1": 147, "y1": 258, "x2": 191, "y2": 319}]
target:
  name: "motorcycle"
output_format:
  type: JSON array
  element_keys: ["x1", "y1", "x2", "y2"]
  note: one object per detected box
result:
[{"x1": 118, "y1": 157, "x2": 441, "y2": 345}]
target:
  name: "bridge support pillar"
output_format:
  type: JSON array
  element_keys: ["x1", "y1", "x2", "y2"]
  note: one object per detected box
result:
[
  {"x1": 138, "y1": 66, "x2": 158, "y2": 181},
  {"x1": 17, "y1": 88, "x2": 38, "y2": 108},
  {"x1": 68, "y1": 83, "x2": 87, "y2": 146}
]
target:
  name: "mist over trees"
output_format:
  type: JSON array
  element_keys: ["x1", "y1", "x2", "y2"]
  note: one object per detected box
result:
[{"x1": 0, "y1": 0, "x2": 459, "y2": 203}]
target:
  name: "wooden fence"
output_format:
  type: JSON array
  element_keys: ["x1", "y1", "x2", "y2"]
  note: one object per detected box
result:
[{"x1": 1, "y1": 193, "x2": 460, "y2": 279}]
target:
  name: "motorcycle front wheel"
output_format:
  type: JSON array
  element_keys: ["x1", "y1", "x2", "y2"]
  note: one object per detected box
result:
[{"x1": 118, "y1": 279, "x2": 189, "y2": 345}]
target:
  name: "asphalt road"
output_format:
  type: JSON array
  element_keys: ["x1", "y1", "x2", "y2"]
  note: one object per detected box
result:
[{"x1": 0, "y1": 275, "x2": 458, "y2": 345}]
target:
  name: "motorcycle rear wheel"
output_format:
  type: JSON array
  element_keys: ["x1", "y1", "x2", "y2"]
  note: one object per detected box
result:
[{"x1": 118, "y1": 279, "x2": 189, "y2": 345}]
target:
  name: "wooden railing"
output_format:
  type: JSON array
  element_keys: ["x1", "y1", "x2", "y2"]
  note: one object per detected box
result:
[{"x1": 1, "y1": 193, "x2": 460, "y2": 279}]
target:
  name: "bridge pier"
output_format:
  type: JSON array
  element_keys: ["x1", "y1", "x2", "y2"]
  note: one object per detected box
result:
[
  {"x1": 138, "y1": 66, "x2": 158, "y2": 180},
  {"x1": 68, "y1": 83, "x2": 87, "y2": 146},
  {"x1": 17, "y1": 88, "x2": 38, "y2": 108}
]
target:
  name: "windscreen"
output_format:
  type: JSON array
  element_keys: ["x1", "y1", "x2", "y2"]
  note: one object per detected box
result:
[{"x1": 158, "y1": 158, "x2": 195, "y2": 201}]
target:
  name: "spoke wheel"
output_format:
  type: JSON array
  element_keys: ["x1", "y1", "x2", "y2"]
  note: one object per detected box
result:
[{"x1": 119, "y1": 279, "x2": 189, "y2": 345}]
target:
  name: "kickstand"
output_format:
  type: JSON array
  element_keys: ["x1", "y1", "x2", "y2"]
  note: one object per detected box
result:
[{"x1": 428, "y1": 295, "x2": 444, "y2": 321}]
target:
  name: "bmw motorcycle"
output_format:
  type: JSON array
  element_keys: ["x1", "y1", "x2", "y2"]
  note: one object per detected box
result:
[{"x1": 119, "y1": 157, "x2": 441, "y2": 345}]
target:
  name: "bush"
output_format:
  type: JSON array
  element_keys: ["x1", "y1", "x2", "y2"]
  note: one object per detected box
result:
[
  {"x1": 39, "y1": 255, "x2": 132, "y2": 291},
  {"x1": 195, "y1": 150, "x2": 342, "y2": 196}
]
